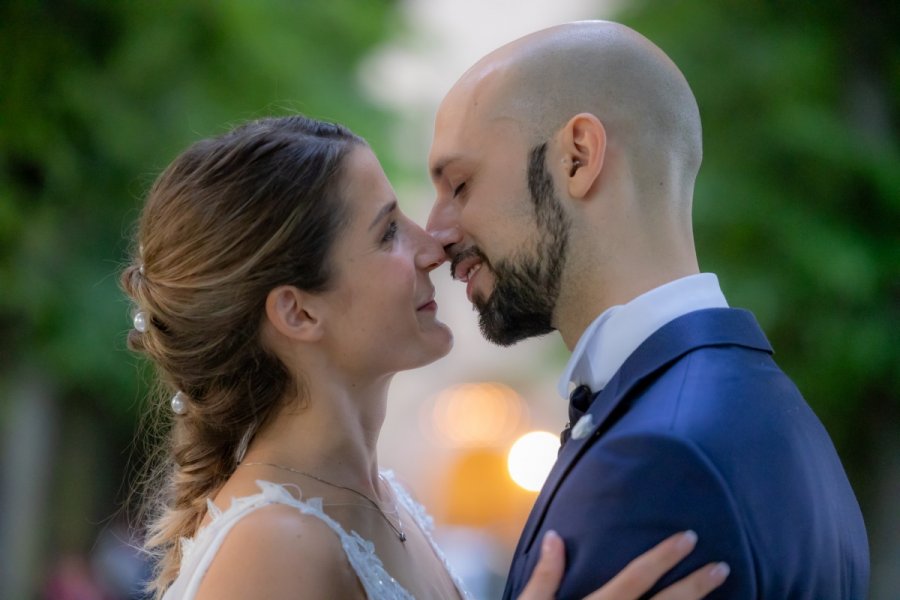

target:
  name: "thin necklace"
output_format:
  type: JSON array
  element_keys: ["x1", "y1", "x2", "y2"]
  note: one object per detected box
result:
[{"x1": 239, "y1": 461, "x2": 407, "y2": 543}]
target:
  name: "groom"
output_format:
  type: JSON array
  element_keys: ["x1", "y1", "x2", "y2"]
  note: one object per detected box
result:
[{"x1": 426, "y1": 21, "x2": 869, "y2": 599}]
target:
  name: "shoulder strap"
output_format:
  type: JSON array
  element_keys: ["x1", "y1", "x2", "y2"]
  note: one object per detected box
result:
[{"x1": 172, "y1": 480, "x2": 414, "y2": 600}]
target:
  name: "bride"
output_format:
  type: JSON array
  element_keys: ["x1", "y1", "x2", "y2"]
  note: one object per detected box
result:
[{"x1": 122, "y1": 115, "x2": 727, "y2": 599}]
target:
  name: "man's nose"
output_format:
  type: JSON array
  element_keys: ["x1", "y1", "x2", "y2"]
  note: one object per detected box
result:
[{"x1": 426, "y1": 198, "x2": 462, "y2": 250}]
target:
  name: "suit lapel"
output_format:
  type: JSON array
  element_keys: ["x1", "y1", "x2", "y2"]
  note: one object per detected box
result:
[{"x1": 516, "y1": 308, "x2": 772, "y2": 555}]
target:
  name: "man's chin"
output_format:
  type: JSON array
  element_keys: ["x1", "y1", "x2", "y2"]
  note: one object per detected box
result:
[
  {"x1": 475, "y1": 300, "x2": 554, "y2": 347},
  {"x1": 472, "y1": 295, "x2": 511, "y2": 346}
]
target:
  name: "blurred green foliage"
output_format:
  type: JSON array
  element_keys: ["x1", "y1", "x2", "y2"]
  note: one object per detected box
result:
[
  {"x1": 619, "y1": 0, "x2": 900, "y2": 497},
  {"x1": 1, "y1": 0, "x2": 397, "y2": 411},
  {"x1": 0, "y1": 0, "x2": 399, "y2": 582}
]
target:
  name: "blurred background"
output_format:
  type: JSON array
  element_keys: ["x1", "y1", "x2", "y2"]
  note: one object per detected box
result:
[{"x1": 1, "y1": 0, "x2": 897, "y2": 598}]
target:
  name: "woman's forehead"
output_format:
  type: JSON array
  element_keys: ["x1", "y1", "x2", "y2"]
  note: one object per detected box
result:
[{"x1": 339, "y1": 145, "x2": 397, "y2": 224}]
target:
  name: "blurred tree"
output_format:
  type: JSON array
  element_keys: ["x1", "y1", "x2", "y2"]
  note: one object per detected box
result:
[
  {"x1": 0, "y1": 1, "x2": 398, "y2": 596},
  {"x1": 617, "y1": 0, "x2": 899, "y2": 596}
]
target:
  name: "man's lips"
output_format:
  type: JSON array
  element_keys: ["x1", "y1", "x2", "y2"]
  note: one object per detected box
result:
[
  {"x1": 449, "y1": 247, "x2": 488, "y2": 303},
  {"x1": 465, "y1": 267, "x2": 483, "y2": 303},
  {"x1": 453, "y1": 256, "x2": 483, "y2": 282},
  {"x1": 451, "y1": 248, "x2": 485, "y2": 282}
]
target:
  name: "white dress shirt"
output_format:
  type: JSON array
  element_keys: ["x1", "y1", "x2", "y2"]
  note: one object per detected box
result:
[{"x1": 557, "y1": 273, "x2": 729, "y2": 399}]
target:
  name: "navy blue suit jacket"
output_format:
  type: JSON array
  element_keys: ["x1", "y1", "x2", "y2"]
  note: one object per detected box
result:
[{"x1": 502, "y1": 309, "x2": 868, "y2": 599}]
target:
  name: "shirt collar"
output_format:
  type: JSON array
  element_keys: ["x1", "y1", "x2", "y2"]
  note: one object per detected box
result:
[{"x1": 557, "y1": 273, "x2": 729, "y2": 399}]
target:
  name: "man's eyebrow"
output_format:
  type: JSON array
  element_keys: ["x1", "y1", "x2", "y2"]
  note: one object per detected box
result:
[{"x1": 368, "y1": 200, "x2": 397, "y2": 231}]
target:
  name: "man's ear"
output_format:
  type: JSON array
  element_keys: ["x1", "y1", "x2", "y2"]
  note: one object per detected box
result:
[
  {"x1": 264, "y1": 286, "x2": 324, "y2": 342},
  {"x1": 558, "y1": 113, "x2": 606, "y2": 199}
]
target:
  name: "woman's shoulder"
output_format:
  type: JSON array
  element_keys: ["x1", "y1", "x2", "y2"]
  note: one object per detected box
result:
[{"x1": 194, "y1": 500, "x2": 366, "y2": 600}]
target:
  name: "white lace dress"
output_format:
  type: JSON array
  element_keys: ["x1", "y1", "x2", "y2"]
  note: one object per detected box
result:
[{"x1": 162, "y1": 471, "x2": 469, "y2": 600}]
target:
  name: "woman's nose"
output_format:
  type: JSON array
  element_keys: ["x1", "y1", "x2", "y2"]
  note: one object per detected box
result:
[{"x1": 415, "y1": 226, "x2": 448, "y2": 272}]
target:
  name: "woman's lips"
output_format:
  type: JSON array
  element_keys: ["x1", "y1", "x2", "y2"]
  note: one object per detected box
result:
[
  {"x1": 417, "y1": 287, "x2": 437, "y2": 311},
  {"x1": 417, "y1": 299, "x2": 437, "y2": 312}
]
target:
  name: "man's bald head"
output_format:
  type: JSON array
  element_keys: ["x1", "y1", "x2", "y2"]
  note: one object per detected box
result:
[
  {"x1": 428, "y1": 22, "x2": 705, "y2": 344},
  {"x1": 442, "y1": 21, "x2": 703, "y2": 198}
]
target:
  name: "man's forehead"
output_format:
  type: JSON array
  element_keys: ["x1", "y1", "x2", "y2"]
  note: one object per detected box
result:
[
  {"x1": 429, "y1": 75, "x2": 525, "y2": 179},
  {"x1": 429, "y1": 101, "x2": 471, "y2": 176}
]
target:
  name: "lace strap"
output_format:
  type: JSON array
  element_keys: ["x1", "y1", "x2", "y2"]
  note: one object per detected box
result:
[
  {"x1": 252, "y1": 481, "x2": 412, "y2": 599},
  {"x1": 205, "y1": 498, "x2": 222, "y2": 519},
  {"x1": 381, "y1": 471, "x2": 471, "y2": 599},
  {"x1": 245, "y1": 481, "x2": 416, "y2": 599}
]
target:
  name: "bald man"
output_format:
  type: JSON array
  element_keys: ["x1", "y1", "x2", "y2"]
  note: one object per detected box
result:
[{"x1": 427, "y1": 21, "x2": 868, "y2": 599}]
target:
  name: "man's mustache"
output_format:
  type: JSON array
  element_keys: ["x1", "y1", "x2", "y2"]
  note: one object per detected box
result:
[{"x1": 449, "y1": 246, "x2": 490, "y2": 280}]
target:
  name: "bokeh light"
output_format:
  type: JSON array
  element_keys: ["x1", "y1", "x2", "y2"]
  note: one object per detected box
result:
[
  {"x1": 507, "y1": 431, "x2": 559, "y2": 492},
  {"x1": 428, "y1": 382, "x2": 526, "y2": 447}
]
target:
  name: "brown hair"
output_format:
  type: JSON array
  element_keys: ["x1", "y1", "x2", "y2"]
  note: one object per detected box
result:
[{"x1": 120, "y1": 115, "x2": 363, "y2": 596}]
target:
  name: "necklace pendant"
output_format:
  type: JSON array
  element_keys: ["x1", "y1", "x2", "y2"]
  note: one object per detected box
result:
[{"x1": 399, "y1": 532, "x2": 407, "y2": 543}]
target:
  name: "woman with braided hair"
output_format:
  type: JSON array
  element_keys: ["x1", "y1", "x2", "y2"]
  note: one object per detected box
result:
[{"x1": 122, "y1": 114, "x2": 727, "y2": 599}]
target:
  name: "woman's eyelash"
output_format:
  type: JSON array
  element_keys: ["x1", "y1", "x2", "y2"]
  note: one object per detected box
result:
[
  {"x1": 453, "y1": 182, "x2": 466, "y2": 197},
  {"x1": 381, "y1": 221, "x2": 398, "y2": 243}
]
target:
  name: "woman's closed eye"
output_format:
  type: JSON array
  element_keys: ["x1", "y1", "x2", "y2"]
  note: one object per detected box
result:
[
  {"x1": 381, "y1": 220, "x2": 398, "y2": 244},
  {"x1": 452, "y1": 182, "x2": 466, "y2": 198}
]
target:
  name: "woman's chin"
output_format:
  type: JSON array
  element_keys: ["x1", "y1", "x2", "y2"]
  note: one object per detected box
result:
[
  {"x1": 437, "y1": 325, "x2": 454, "y2": 357},
  {"x1": 416, "y1": 324, "x2": 454, "y2": 367}
]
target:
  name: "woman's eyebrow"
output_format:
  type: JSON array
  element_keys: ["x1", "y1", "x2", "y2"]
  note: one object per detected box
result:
[{"x1": 368, "y1": 200, "x2": 397, "y2": 231}]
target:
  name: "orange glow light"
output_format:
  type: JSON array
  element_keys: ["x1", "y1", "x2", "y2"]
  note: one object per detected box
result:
[{"x1": 429, "y1": 382, "x2": 525, "y2": 447}]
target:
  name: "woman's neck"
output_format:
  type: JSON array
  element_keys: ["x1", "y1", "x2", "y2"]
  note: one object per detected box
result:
[{"x1": 242, "y1": 372, "x2": 393, "y2": 497}]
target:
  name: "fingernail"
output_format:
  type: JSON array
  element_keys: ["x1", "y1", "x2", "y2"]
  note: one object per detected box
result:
[
  {"x1": 709, "y1": 562, "x2": 730, "y2": 582},
  {"x1": 542, "y1": 530, "x2": 560, "y2": 553},
  {"x1": 676, "y1": 530, "x2": 698, "y2": 551}
]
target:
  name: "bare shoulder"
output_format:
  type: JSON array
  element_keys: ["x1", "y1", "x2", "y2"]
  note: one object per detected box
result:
[{"x1": 195, "y1": 502, "x2": 365, "y2": 600}]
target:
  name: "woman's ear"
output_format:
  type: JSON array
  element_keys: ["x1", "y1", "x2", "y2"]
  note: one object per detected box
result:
[
  {"x1": 558, "y1": 113, "x2": 606, "y2": 200},
  {"x1": 264, "y1": 286, "x2": 324, "y2": 342}
]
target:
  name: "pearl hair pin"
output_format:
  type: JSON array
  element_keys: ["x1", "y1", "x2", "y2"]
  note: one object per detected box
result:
[
  {"x1": 138, "y1": 246, "x2": 146, "y2": 275},
  {"x1": 171, "y1": 391, "x2": 188, "y2": 415},
  {"x1": 133, "y1": 311, "x2": 148, "y2": 333}
]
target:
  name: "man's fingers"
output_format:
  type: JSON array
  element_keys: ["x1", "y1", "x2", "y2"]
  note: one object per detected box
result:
[
  {"x1": 516, "y1": 530, "x2": 565, "y2": 600},
  {"x1": 650, "y1": 562, "x2": 730, "y2": 600}
]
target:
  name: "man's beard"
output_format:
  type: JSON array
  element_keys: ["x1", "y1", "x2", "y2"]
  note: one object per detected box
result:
[{"x1": 473, "y1": 143, "x2": 570, "y2": 346}]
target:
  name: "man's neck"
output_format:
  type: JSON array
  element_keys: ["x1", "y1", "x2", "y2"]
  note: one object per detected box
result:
[{"x1": 555, "y1": 264, "x2": 700, "y2": 351}]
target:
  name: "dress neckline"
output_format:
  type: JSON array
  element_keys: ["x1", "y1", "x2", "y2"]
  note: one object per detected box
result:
[{"x1": 177, "y1": 472, "x2": 470, "y2": 600}]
